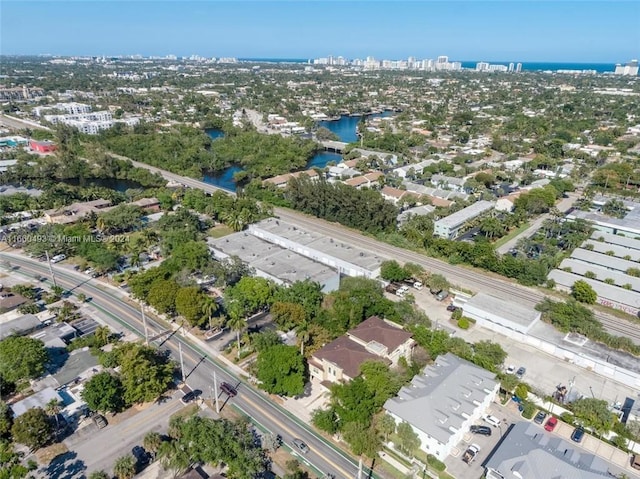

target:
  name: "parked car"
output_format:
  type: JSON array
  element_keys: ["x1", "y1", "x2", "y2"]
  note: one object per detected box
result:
[
  {"x1": 470, "y1": 425, "x2": 492, "y2": 436},
  {"x1": 93, "y1": 414, "x2": 107, "y2": 429},
  {"x1": 435, "y1": 290, "x2": 449, "y2": 301},
  {"x1": 181, "y1": 390, "x2": 197, "y2": 404},
  {"x1": 220, "y1": 382, "x2": 237, "y2": 397},
  {"x1": 571, "y1": 426, "x2": 585, "y2": 443},
  {"x1": 544, "y1": 417, "x2": 558, "y2": 432},
  {"x1": 632, "y1": 453, "x2": 640, "y2": 470},
  {"x1": 132, "y1": 445, "x2": 150, "y2": 468},
  {"x1": 483, "y1": 414, "x2": 501, "y2": 427},
  {"x1": 292, "y1": 438, "x2": 309, "y2": 454},
  {"x1": 534, "y1": 411, "x2": 547, "y2": 424},
  {"x1": 50, "y1": 254, "x2": 66, "y2": 263},
  {"x1": 447, "y1": 304, "x2": 458, "y2": 312},
  {"x1": 516, "y1": 366, "x2": 526, "y2": 379}
]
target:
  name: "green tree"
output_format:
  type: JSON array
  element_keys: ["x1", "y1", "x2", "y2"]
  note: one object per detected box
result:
[
  {"x1": 0, "y1": 336, "x2": 48, "y2": 383},
  {"x1": 311, "y1": 408, "x2": 339, "y2": 435},
  {"x1": 571, "y1": 280, "x2": 597, "y2": 304},
  {"x1": 118, "y1": 344, "x2": 174, "y2": 404},
  {"x1": 270, "y1": 302, "x2": 306, "y2": 331},
  {"x1": 473, "y1": 341, "x2": 507, "y2": 371},
  {"x1": 11, "y1": 408, "x2": 52, "y2": 451},
  {"x1": 159, "y1": 440, "x2": 190, "y2": 478},
  {"x1": 426, "y1": 274, "x2": 449, "y2": 293},
  {"x1": 113, "y1": 455, "x2": 136, "y2": 479},
  {"x1": 81, "y1": 372, "x2": 125, "y2": 413},
  {"x1": 395, "y1": 421, "x2": 420, "y2": 456},
  {"x1": 0, "y1": 401, "x2": 12, "y2": 439},
  {"x1": 0, "y1": 440, "x2": 36, "y2": 479},
  {"x1": 343, "y1": 421, "x2": 379, "y2": 457},
  {"x1": 571, "y1": 398, "x2": 615, "y2": 432},
  {"x1": 255, "y1": 345, "x2": 305, "y2": 396},
  {"x1": 375, "y1": 414, "x2": 396, "y2": 441},
  {"x1": 380, "y1": 260, "x2": 410, "y2": 282},
  {"x1": 146, "y1": 279, "x2": 178, "y2": 314},
  {"x1": 175, "y1": 287, "x2": 206, "y2": 326},
  {"x1": 88, "y1": 471, "x2": 110, "y2": 479},
  {"x1": 143, "y1": 431, "x2": 163, "y2": 459}
]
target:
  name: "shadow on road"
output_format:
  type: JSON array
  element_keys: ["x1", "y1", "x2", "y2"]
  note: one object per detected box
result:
[{"x1": 39, "y1": 450, "x2": 86, "y2": 479}]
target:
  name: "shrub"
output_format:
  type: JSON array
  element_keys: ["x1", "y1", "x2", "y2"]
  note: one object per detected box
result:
[
  {"x1": 457, "y1": 317, "x2": 470, "y2": 330},
  {"x1": 427, "y1": 454, "x2": 446, "y2": 472},
  {"x1": 451, "y1": 308, "x2": 462, "y2": 321},
  {"x1": 561, "y1": 412, "x2": 575, "y2": 426},
  {"x1": 584, "y1": 271, "x2": 596, "y2": 279},
  {"x1": 604, "y1": 278, "x2": 615, "y2": 285},
  {"x1": 521, "y1": 401, "x2": 536, "y2": 419}
]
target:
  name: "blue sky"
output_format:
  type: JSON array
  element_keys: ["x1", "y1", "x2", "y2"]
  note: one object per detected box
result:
[{"x1": 2, "y1": 1, "x2": 638, "y2": 62}]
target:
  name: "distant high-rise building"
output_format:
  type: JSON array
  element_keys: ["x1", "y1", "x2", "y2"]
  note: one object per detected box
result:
[
  {"x1": 614, "y1": 59, "x2": 639, "y2": 76},
  {"x1": 437, "y1": 55, "x2": 448, "y2": 64},
  {"x1": 516, "y1": 62, "x2": 522, "y2": 73},
  {"x1": 476, "y1": 62, "x2": 490, "y2": 72},
  {"x1": 508, "y1": 62, "x2": 514, "y2": 72}
]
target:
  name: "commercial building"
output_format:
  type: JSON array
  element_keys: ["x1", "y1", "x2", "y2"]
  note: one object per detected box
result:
[
  {"x1": 484, "y1": 421, "x2": 629, "y2": 479},
  {"x1": 433, "y1": 200, "x2": 495, "y2": 239},
  {"x1": 309, "y1": 316, "x2": 414, "y2": 386},
  {"x1": 249, "y1": 218, "x2": 384, "y2": 278},
  {"x1": 383, "y1": 353, "x2": 498, "y2": 461},
  {"x1": 208, "y1": 232, "x2": 340, "y2": 293},
  {"x1": 459, "y1": 293, "x2": 541, "y2": 335},
  {"x1": 567, "y1": 199, "x2": 640, "y2": 237}
]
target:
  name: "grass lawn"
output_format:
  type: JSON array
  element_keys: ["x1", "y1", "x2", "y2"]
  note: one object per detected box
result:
[
  {"x1": 208, "y1": 224, "x2": 234, "y2": 238},
  {"x1": 494, "y1": 222, "x2": 531, "y2": 249}
]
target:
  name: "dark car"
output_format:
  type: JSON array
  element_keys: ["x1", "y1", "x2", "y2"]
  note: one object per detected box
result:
[
  {"x1": 292, "y1": 438, "x2": 309, "y2": 454},
  {"x1": 470, "y1": 425, "x2": 492, "y2": 436},
  {"x1": 181, "y1": 390, "x2": 197, "y2": 404},
  {"x1": 516, "y1": 366, "x2": 526, "y2": 379},
  {"x1": 571, "y1": 426, "x2": 585, "y2": 443},
  {"x1": 446, "y1": 304, "x2": 458, "y2": 312},
  {"x1": 220, "y1": 382, "x2": 237, "y2": 397},
  {"x1": 534, "y1": 411, "x2": 547, "y2": 425},
  {"x1": 132, "y1": 446, "x2": 150, "y2": 464}
]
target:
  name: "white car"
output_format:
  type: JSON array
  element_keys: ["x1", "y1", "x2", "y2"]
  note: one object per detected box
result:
[
  {"x1": 483, "y1": 414, "x2": 501, "y2": 427},
  {"x1": 50, "y1": 254, "x2": 66, "y2": 263},
  {"x1": 413, "y1": 281, "x2": 423, "y2": 290},
  {"x1": 505, "y1": 365, "x2": 516, "y2": 374}
]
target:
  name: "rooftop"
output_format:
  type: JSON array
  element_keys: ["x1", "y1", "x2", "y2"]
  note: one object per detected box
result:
[
  {"x1": 11, "y1": 387, "x2": 62, "y2": 417},
  {"x1": 463, "y1": 293, "x2": 541, "y2": 329},
  {"x1": 348, "y1": 316, "x2": 413, "y2": 354},
  {"x1": 484, "y1": 421, "x2": 626, "y2": 479},
  {"x1": 0, "y1": 313, "x2": 42, "y2": 340},
  {"x1": 250, "y1": 218, "x2": 384, "y2": 273},
  {"x1": 384, "y1": 353, "x2": 498, "y2": 444},
  {"x1": 208, "y1": 232, "x2": 338, "y2": 287},
  {"x1": 589, "y1": 230, "x2": 640, "y2": 251},
  {"x1": 313, "y1": 335, "x2": 389, "y2": 379},
  {"x1": 434, "y1": 200, "x2": 495, "y2": 229}
]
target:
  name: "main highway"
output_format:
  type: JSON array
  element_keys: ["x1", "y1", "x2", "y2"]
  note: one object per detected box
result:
[
  {"x1": 0, "y1": 252, "x2": 374, "y2": 479},
  {"x1": 107, "y1": 154, "x2": 640, "y2": 343}
]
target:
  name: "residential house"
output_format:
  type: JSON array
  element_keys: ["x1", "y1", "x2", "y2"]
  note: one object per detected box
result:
[
  {"x1": 309, "y1": 316, "x2": 414, "y2": 387},
  {"x1": 0, "y1": 292, "x2": 28, "y2": 313},
  {"x1": 130, "y1": 197, "x2": 161, "y2": 212},
  {"x1": 384, "y1": 353, "x2": 499, "y2": 461},
  {"x1": 44, "y1": 199, "x2": 113, "y2": 225},
  {"x1": 343, "y1": 171, "x2": 384, "y2": 190},
  {"x1": 430, "y1": 174, "x2": 466, "y2": 192},
  {"x1": 381, "y1": 186, "x2": 414, "y2": 205},
  {"x1": 263, "y1": 169, "x2": 319, "y2": 188}
]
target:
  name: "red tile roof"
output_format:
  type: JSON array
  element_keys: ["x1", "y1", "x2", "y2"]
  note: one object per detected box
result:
[
  {"x1": 348, "y1": 316, "x2": 413, "y2": 352},
  {"x1": 313, "y1": 335, "x2": 388, "y2": 379}
]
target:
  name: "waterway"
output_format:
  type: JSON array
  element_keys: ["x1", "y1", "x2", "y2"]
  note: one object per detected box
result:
[
  {"x1": 63, "y1": 177, "x2": 144, "y2": 192},
  {"x1": 203, "y1": 111, "x2": 392, "y2": 191}
]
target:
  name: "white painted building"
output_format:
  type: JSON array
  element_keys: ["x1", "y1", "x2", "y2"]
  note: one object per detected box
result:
[
  {"x1": 433, "y1": 200, "x2": 496, "y2": 239},
  {"x1": 384, "y1": 353, "x2": 499, "y2": 461}
]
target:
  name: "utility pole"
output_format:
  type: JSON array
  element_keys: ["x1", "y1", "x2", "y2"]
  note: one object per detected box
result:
[
  {"x1": 45, "y1": 251, "x2": 57, "y2": 288},
  {"x1": 213, "y1": 371, "x2": 220, "y2": 414},
  {"x1": 179, "y1": 342, "x2": 185, "y2": 384},
  {"x1": 141, "y1": 304, "x2": 148, "y2": 345}
]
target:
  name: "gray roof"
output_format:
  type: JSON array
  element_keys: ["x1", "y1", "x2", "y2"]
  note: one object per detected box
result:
[
  {"x1": 559, "y1": 258, "x2": 640, "y2": 292},
  {"x1": 384, "y1": 353, "x2": 498, "y2": 444},
  {"x1": 208, "y1": 232, "x2": 338, "y2": 286},
  {"x1": 0, "y1": 314, "x2": 42, "y2": 340},
  {"x1": 52, "y1": 348, "x2": 99, "y2": 387},
  {"x1": 548, "y1": 269, "x2": 640, "y2": 311},
  {"x1": 568, "y1": 210, "x2": 640, "y2": 236},
  {"x1": 30, "y1": 322, "x2": 78, "y2": 348},
  {"x1": 250, "y1": 218, "x2": 384, "y2": 273},
  {"x1": 11, "y1": 387, "x2": 61, "y2": 417},
  {"x1": 484, "y1": 421, "x2": 624, "y2": 479},
  {"x1": 403, "y1": 181, "x2": 470, "y2": 201},
  {"x1": 571, "y1": 248, "x2": 638, "y2": 274},
  {"x1": 590, "y1": 230, "x2": 640, "y2": 250},
  {"x1": 0, "y1": 185, "x2": 43, "y2": 197},
  {"x1": 434, "y1": 200, "x2": 495, "y2": 229},
  {"x1": 397, "y1": 205, "x2": 436, "y2": 224},
  {"x1": 463, "y1": 293, "x2": 541, "y2": 329},
  {"x1": 582, "y1": 239, "x2": 640, "y2": 262}
]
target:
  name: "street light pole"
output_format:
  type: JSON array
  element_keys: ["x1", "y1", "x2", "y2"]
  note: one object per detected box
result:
[
  {"x1": 45, "y1": 250, "x2": 57, "y2": 288},
  {"x1": 179, "y1": 342, "x2": 185, "y2": 384},
  {"x1": 213, "y1": 370, "x2": 220, "y2": 414}
]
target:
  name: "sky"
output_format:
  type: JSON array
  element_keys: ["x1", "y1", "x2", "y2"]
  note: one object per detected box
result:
[{"x1": 1, "y1": 1, "x2": 639, "y2": 63}]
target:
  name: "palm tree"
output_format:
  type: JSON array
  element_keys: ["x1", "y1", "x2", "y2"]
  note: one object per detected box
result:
[
  {"x1": 226, "y1": 302, "x2": 246, "y2": 359},
  {"x1": 201, "y1": 297, "x2": 219, "y2": 330},
  {"x1": 113, "y1": 455, "x2": 136, "y2": 479},
  {"x1": 143, "y1": 431, "x2": 163, "y2": 460},
  {"x1": 297, "y1": 319, "x2": 310, "y2": 356},
  {"x1": 94, "y1": 326, "x2": 112, "y2": 346},
  {"x1": 159, "y1": 440, "x2": 190, "y2": 479}
]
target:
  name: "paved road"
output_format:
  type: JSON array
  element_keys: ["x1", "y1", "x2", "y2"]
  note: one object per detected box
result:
[
  {"x1": 106, "y1": 153, "x2": 640, "y2": 343},
  {"x1": 0, "y1": 114, "x2": 52, "y2": 131},
  {"x1": 1, "y1": 253, "x2": 375, "y2": 479}
]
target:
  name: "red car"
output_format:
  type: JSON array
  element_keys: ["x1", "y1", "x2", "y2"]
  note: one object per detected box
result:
[{"x1": 544, "y1": 417, "x2": 558, "y2": 432}]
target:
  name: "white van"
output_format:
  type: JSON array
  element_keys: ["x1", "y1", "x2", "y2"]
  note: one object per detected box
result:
[
  {"x1": 483, "y1": 414, "x2": 501, "y2": 427},
  {"x1": 51, "y1": 254, "x2": 66, "y2": 263}
]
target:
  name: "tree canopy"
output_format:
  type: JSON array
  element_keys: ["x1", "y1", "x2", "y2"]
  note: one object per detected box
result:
[
  {"x1": 255, "y1": 345, "x2": 306, "y2": 397},
  {"x1": 0, "y1": 336, "x2": 48, "y2": 384}
]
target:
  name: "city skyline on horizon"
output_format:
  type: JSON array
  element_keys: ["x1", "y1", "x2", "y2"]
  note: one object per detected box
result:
[{"x1": 1, "y1": 1, "x2": 638, "y2": 62}]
